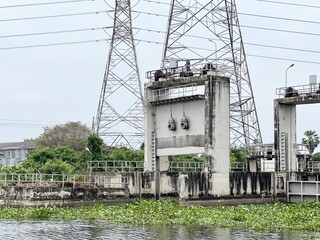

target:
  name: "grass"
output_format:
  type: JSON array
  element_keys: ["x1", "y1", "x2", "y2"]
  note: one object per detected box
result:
[{"x1": 0, "y1": 199, "x2": 320, "y2": 231}]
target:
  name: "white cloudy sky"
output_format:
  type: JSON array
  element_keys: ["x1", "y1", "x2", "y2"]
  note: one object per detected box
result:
[{"x1": 0, "y1": 0, "x2": 319, "y2": 150}]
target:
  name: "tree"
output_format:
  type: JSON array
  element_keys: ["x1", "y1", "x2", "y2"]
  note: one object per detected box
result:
[
  {"x1": 230, "y1": 147, "x2": 247, "y2": 163},
  {"x1": 86, "y1": 133, "x2": 104, "y2": 161},
  {"x1": 20, "y1": 145, "x2": 87, "y2": 174},
  {"x1": 169, "y1": 154, "x2": 204, "y2": 162},
  {"x1": 302, "y1": 130, "x2": 320, "y2": 155},
  {"x1": 106, "y1": 146, "x2": 144, "y2": 161},
  {"x1": 39, "y1": 159, "x2": 73, "y2": 175},
  {"x1": 313, "y1": 152, "x2": 320, "y2": 161},
  {"x1": 35, "y1": 121, "x2": 91, "y2": 151}
]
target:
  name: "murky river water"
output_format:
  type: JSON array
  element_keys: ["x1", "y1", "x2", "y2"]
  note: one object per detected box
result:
[{"x1": 0, "y1": 220, "x2": 317, "y2": 240}]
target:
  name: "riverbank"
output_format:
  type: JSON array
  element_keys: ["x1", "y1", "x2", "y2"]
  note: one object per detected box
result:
[{"x1": 0, "y1": 199, "x2": 319, "y2": 231}]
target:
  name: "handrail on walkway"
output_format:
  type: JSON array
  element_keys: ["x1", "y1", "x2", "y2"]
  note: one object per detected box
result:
[
  {"x1": 0, "y1": 173, "x2": 128, "y2": 188},
  {"x1": 88, "y1": 160, "x2": 144, "y2": 172}
]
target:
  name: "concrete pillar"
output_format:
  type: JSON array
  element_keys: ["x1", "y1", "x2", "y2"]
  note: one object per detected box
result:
[
  {"x1": 274, "y1": 101, "x2": 297, "y2": 174},
  {"x1": 247, "y1": 158, "x2": 258, "y2": 172},
  {"x1": 204, "y1": 75, "x2": 230, "y2": 196},
  {"x1": 144, "y1": 85, "x2": 155, "y2": 172}
]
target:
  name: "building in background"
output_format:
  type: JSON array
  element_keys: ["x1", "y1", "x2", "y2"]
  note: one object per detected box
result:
[{"x1": 0, "y1": 141, "x2": 35, "y2": 167}]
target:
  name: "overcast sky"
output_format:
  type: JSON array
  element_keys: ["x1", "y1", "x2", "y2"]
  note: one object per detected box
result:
[{"x1": 0, "y1": 0, "x2": 319, "y2": 151}]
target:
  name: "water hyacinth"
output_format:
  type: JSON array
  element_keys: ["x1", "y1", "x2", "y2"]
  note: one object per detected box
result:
[{"x1": 0, "y1": 199, "x2": 320, "y2": 231}]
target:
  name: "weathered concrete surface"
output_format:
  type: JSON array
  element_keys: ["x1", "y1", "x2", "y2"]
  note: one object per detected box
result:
[
  {"x1": 0, "y1": 186, "x2": 132, "y2": 207},
  {"x1": 204, "y1": 76, "x2": 230, "y2": 196},
  {"x1": 0, "y1": 171, "x2": 283, "y2": 207},
  {"x1": 274, "y1": 100, "x2": 297, "y2": 172},
  {"x1": 144, "y1": 74, "x2": 231, "y2": 197}
]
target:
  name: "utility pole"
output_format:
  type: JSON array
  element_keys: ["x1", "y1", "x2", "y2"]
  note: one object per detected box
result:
[
  {"x1": 162, "y1": 0, "x2": 262, "y2": 146},
  {"x1": 95, "y1": 0, "x2": 144, "y2": 149}
]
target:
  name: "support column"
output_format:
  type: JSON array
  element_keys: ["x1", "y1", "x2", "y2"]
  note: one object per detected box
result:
[
  {"x1": 274, "y1": 101, "x2": 297, "y2": 174},
  {"x1": 205, "y1": 75, "x2": 230, "y2": 196}
]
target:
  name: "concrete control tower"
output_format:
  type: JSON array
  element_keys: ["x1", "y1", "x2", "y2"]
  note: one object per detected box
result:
[{"x1": 144, "y1": 64, "x2": 230, "y2": 196}]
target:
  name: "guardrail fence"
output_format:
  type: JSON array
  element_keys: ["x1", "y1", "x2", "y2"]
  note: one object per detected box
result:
[
  {"x1": 88, "y1": 160, "x2": 144, "y2": 172},
  {"x1": 169, "y1": 161, "x2": 204, "y2": 172},
  {"x1": 0, "y1": 173, "x2": 127, "y2": 188}
]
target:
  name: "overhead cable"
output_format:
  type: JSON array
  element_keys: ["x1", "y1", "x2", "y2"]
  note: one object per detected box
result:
[
  {"x1": 133, "y1": 10, "x2": 320, "y2": 37},
  {"x1": 0, "y1": 0, "x2": 93, "y2": 9},
  {"x1": 137, "y1": 9, "x2": 320, "y2": 27},
  {"x1": 0, "y1": 27, "x2": 111, "y2": 39},
  {"x1": 132, "y1": 27, "x2": 320, "y2": 55},
  {"x1": 0, "y1": 39, "x2": 107, "y2": 51},
  {"x1": 238, "y1": 12, "x2": 320, "y2": 26},
  {"x1": 256, "y1": 0, "x2": 320, "y2": 9},
  {"x1": 0, "y1": 11, "x2": 111, "y2": 23},
  {"x1": 141, "y1": 0, "x2": 169, "y2": 5},
  {"x1": 241, "y1": 25, "x2": 320, "y2": 37},
  {"x1": 135, "y1": 38, "x2": 320, "y2": 65}
]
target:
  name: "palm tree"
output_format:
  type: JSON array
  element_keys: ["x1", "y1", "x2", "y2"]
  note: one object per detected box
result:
[{"x1": 302, "y1": 130, "x2": 320, "y2": 154}]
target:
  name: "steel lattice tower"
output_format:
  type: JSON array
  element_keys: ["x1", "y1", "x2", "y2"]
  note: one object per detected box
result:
[
  {"x1": 95, "y1": 0, "x2": 143, "y2": 149},
  {"x1": 162, "y1": 0, "x2": 262, "y2": 146}
]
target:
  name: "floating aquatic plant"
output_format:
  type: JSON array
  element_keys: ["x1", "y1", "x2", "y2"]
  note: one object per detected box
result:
[{"x1": 0, "y1": 199, "x2": 319, "y2": 231}]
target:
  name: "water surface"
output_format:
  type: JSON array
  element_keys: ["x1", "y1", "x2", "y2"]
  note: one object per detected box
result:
[{"x1": 0, "y1": 220, "x2": 316, "y2": 240}]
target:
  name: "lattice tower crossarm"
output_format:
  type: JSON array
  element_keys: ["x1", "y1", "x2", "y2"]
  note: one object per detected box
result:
[
  {"x1": 95, "y1": 0, "x2": 144, "y2": 149},
  {"x1": 162, "y1": 0, "x2": 262, "y2": 146}
]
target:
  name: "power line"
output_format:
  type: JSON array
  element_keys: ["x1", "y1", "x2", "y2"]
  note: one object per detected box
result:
[
  {"x1": 241, "y1": 24, "x2": 320, "y2": 38},
  {"x1": 0, "y1": 10, "x2": 111, "y2": 23},
  {"x1": 0, "y1": 26, "x2": 111, "y2": 39},
  {"x1": 238, "y1": 12, "x2": 320, "y2": 26},
  {"x1": 131, "y1": 10, "x2": 167, "y2": 18},
  {"x1": 143, "y1": 0, "x2": 320, "y2": 10},
  {"x1": 133, "y1": 10, "x2": 320, "y2": 38},
  {"x1": 141, "y1": 0, "x2": 169, "y2": 5},
  {"x1": 247, "y1": 53, "x2": 320, "y2": 65},
  {"x1": 256, "y1": 0, "x2": 320, "y2": 9},
  {"x1": 245, "y1": 42, "x2": 320, "y2": 55},
  {"x1": 0, "y1": 13, "x2": 318, "y2": 62},
  {"x1": 132, "y1": 27, "x2": 320, "y2": 55},
  {"x1": 0, "y1": 39, "x2": 107, "y2": 51},
  {"x1": 134, "y1": 10, "x2": 320, "y2": 30},
  {"x1": 0, "y1": 119, "x2": 91, "y2": 128},
  {"x1": 135, "y1": 38, "x2": 320, "y2": 65},
  {"x1": 0, "y1": 119, "x2": 63, "y2": 123},
  {"x1": 0, "y1": 0, "x2": 93, "y2": 9},
  {"x1": 139, "y1": 1, "x2": 320, "y2": 27}
]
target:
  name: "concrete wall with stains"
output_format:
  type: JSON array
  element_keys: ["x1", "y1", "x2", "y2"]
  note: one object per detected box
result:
[{"x1": 0, "y1": 171, "x2": 282, "y2": 207}]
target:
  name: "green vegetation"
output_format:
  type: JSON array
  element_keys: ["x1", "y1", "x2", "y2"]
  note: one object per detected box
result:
[
  {"x1": 1, "y1": 199, "x2": 320, "y2": 231},
  {"x1": 302, "y1": 130, "x2": 320, "y2": 155},
  {"x1": 0, "y1": 125, "x2": 144, "y2": 174},
  {"x1": 35, "y1": 121, "x2": 91, "y2": 151},
  {"x1": 105, "y1": 146, "x2": 143, "y2": 161},
  {"x1": 230, "y1": 147, "x2": 247, "y2": 164},
  {"x1": 169, "y1": 154, "x2": 204, "y2": 162},
  {"x1": 313, "y1": 152, "x2": 320, "y2": 161}
]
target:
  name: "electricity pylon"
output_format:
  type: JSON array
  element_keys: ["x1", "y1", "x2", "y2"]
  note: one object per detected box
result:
[
  {"x1": 95, "y1": 0, "x2": 144, "y2": 149},
  {"x1": 162, "y1": 0, "x2": 262, "y2": 146}
]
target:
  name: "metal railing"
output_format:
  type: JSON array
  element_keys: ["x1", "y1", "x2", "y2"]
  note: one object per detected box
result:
[
  {"x1": 169, "y1": 161, "x2": 204, "y2": 172},
  {"x1": 230, "y1": 162, "x2": 247, "y2": 171},
  {"x1": 169, "y1": 161, "x2": 249, "y2": 172},
  {"x1": 247, "y1": 143, "x2": 274, "y2": 159},
  {"x1": 147, "y1": 83, "x2": 200, "y2": 102},
  {"x1": 146, "y1": 62, "x2": 229, "y2": 82},
  {"x1": 88, "y1": 160, "x2": 144, "y2": 172},
  {"x1": 276, "y1": 83, "x2": 320, "y2": 98},
  {"x1": 257, "y1": 160, "x2": 275, "y2": 172},
  {"x1": 307, "y1": 161, "x2": 320, "y2": 173},
  {"x1": 0, "y1": 173, "x2": 127, "y2": 188}
]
